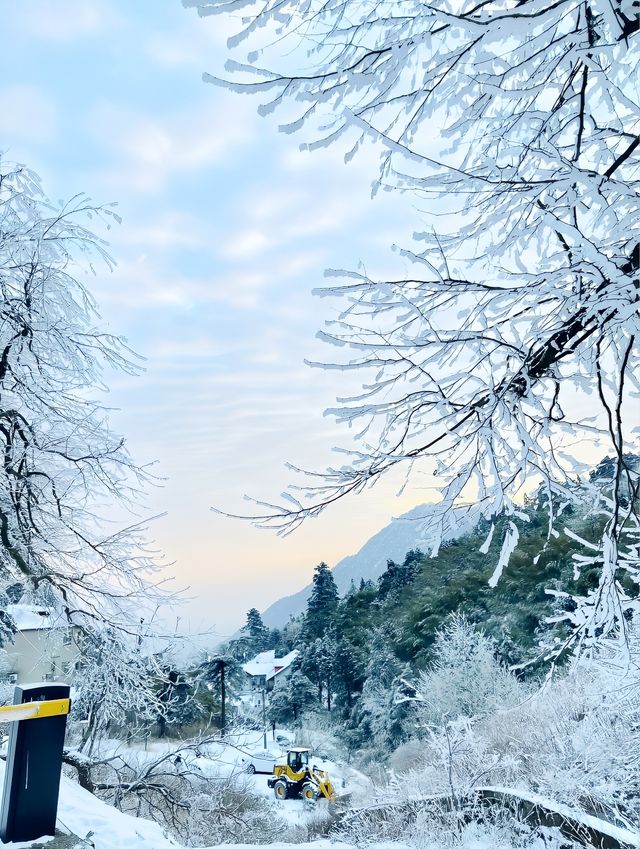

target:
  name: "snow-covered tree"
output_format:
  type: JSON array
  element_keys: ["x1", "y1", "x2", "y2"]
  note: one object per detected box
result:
[
  {"x1": 332, "y1": 637, "x2": 365, "y2": 713},
  {"x1": 300, "y1": 633, "x2": 336, "y2": 709},
  {"x1": 188, "y1": 0, "x2": 640, "y2": 648},
  {"x1": 378, "y1": 550, "x2": 423, "y2": 603},
  {"x1": 352, "y1": 628, "x2": 408, "y2": 753},
  {"x1": 267, "y1": 669, "x2": 317, "y2": 724},
  {"x1": 241, "y1": 608, "x2": 270, "y2": 654},
  {"x1": 304, "y1": 562, "x2": 339, "y2": 642},
  {"x1": 71, "y1": 627, "x2": 164, "y2": 755},
  {"x1": 0, "y1": 159, "x2": 164, "y2": 639},
  {"x1": 410, "y1": 614, "x2": 522, "y2": 725},
  {"x1": 198, "y1": 654, "x2": 242, "y2": 731}
]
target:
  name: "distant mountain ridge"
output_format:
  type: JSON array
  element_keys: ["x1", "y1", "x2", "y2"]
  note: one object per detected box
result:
[{"x1": 260, "y1": 503, "x2": 475, "y2": 628}]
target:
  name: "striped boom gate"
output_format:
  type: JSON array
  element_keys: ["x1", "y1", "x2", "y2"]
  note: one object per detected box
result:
[{"x1": 0, "y1": 683, "x2": 71, "y2": 843}]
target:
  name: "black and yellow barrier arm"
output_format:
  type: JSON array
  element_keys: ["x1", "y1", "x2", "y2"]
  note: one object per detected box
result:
[{"x1": 0, "y1": 698, "x2": 71, "y2": 723}]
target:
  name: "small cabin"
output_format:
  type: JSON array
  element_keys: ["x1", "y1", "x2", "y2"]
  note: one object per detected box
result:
[{"x1": 242, "y1": 649, "x2": 298, "y2": 692}]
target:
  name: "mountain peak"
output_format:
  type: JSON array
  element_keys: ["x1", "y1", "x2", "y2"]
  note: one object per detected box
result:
[{"x1": 259, "y1": 502, "x2": 474, "y2": 628}]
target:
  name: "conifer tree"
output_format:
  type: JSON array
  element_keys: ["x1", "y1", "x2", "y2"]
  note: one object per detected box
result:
[
  {"x1": 300, "y1": 635, "x2": 336, "y2": 709},
  {"x1": 350, "y1": 628, "x2": 404, "y2": 752},
  {"x1": 268, "y1": 670, "x2": 317, "y2": 725},
  {"x1": 378, "y1": 549, "x2": 423, "y2": 602},
  {"x1": 242, "y1": 607, "x2": 270, "y2": 654},
  {"x1": 304, "y1": 562, "x2": 339, "y2": 642},
  {"x1": 333, "y1": 638, "x2": 365, "y2": 713}
]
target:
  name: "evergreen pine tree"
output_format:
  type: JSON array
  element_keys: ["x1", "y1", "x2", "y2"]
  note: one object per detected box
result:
[
  {"x1": 378, "y1": 549, "x2": 423, "y2": 601},
  {"x1": 333, "y1": 638, "x2": 365, "y2": 714},
  {"x1": 268, "y1": 671, "x2": 317, "y2": 725},
  {"x1": 300, "y1": 635, "x2": 336, "y2": 709},
  {"x1": 350, "y1": 628, "x2": 403, "y2": 753},
  {"x1": 304, "y1": 562, "x2": 339, "y2": 642},
  {"x1": 242, "y1": 608, "x2": 270, "y2": 654}
]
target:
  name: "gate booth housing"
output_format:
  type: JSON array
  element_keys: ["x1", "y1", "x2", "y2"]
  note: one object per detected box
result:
[{"x1": 0, "y1": 683, "x2": 71, "y2": 843}]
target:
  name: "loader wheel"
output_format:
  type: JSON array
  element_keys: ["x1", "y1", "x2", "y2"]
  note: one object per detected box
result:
[
  {"x1": 301, "y1": 782, "x2": 317, "y2": 803},
  {"x1": 273, "y1": 780, "x2": 288, "y2": 801}
]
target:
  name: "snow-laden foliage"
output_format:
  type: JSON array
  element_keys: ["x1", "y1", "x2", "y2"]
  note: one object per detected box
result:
[
  {"x1": 0, "y1": 160, "x2": 166, "y2": 637},
  {"x1": 335, "y1": 618, "x2": 640, "y2": 846},
  {"x1": 71, "y1": 627, "x2": 173, "y2": 756},
  {"x1": 64, "y1": 736, "x2": 289, "y2": 847},
  {"x1": 187, "y1": 0, "x2": 640, "y2": 648},
  {"x1": 407, "y1": 615, "x2": 523, "y2": 725},
  {"x1": 349, "y1": 628, "x2": 410, "y2": 757},
  {"x1": 131, "y1": 769, "x2": 288, "y2": 847},
  {"x1": 0, "y1": 159, "x2": 186, "y2": 777},
  {"x1": 380, "y1": 619, "x2": 640, "y2": 832},
  {"x1": 336, "y1": 802, "x2": 579, "y2": 849}
]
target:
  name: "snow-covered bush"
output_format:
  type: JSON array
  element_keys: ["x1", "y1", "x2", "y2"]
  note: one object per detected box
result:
[
  {"x1": 369, "y1": 616, "x2": 640, "y2": 839},
  {"x1": 336, "y1": 796, "x2": 579, "y2": 849},
  {"x1": 182, "y1": 772, "x2": 288, "y2": 846},
  {"x1": 392, "y1": 630, "x2": 640, "y2": 827},
  {"x1": 389, "y1": 739, "x2": 432, "y2": 775},
  {"x1": 412, "y1": 615, "x2": 524, "y2": 726},
  {"x1": 295, "y1": 713, "x2": 344, "y2": 762}
]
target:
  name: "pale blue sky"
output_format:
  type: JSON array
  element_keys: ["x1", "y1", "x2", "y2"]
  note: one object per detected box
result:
[{"x1": 1, "y1": 0, "x2": 427, "y2": 637}]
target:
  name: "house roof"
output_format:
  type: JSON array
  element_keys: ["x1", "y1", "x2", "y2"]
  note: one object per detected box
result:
[
  {"x1": 243, "y1": 649, "x2": 298, "y2": 681},
  {"x1": 8, "y1": 604, "x2": 66, "y2": 632}
]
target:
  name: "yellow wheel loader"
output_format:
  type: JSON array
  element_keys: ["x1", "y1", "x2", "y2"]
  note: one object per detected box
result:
[{"x1": 268, "y1": 747, "x2": 335, "y2": 802}]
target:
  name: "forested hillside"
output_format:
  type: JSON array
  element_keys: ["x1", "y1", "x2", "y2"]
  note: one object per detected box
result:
[
  {"x1": 230, "y1": 466, "x2": 624, "y2": 759},
  {"x1": 259, "y1": 504, "x2": 476, "y2": 628}
]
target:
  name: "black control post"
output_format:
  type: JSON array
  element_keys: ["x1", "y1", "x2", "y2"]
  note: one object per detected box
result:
[{"x1": 0, "y1": 682, "x2": 70, "y2": 843}]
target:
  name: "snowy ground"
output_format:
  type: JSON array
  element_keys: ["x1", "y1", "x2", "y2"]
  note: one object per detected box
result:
[
  {"x1": 90, "y1": 728, "x2": 369, "y2": 824},
  {"x1": 0, "y1": 729, "x2": 372, "y2": 849},
  {"x1": 0, "y1": 756, "x2": 344, "y2": 849},
  {"x1": 0, "y1": 755, "x2": 374, "y2": 849}
]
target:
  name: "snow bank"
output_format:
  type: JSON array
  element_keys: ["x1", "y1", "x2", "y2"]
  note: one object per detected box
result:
[
  {"x1": 480, "y1": 787, "x2": 640, "y2": 849},
  {"x1": 198, "y1": 844, "x2": 348, "y2": 849},
  {"x1": 0, "y1": 758, "x2": 363, "y2": 849},
  {"x1": 0, "y1": 759, "x2": 176, "y2": 849}
]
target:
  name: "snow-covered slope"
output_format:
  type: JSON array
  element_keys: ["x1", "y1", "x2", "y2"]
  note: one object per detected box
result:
[
  {"x1": 0, "y1": 755, "x2": 367, "y2": 849},
  {"x1": 260, "y1": 504, "x2": 475, "y2": 628},
  {"x1": 0, "y1": 759, "x2": 176, "y2": 849}
]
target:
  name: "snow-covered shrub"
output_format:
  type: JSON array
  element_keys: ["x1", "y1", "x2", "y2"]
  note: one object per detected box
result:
[
  {"x1": 395, "y1": 629, "x2": 640, "y2": 827},
  {"x1": 183, "y1": 773, "x2": 288, "y2": 846},
  {"x1": 296, "y1": 712, "x2": 344, "y2": 761},
  {"x1": 284, "y1": 808, "x2": 336, "y2": 843},
  {"x1": 412, "y1": 615, "x2": 524, "y2": 726},
  {"x1": 377, "y1": 617, "x2": 640, "y2": 834},
  {"x1": 335, "y1": 795, "x2": 579, "y2": 849},
  {"x1": 389, "y1": 739, "x2": 432, "y2": 774}
]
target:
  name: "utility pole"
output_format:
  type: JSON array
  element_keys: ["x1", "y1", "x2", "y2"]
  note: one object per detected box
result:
[{"x1": 261, "y1": 687, "x2": 267, "y2": 749}]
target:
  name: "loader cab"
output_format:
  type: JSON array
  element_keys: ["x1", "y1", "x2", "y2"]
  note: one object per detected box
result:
[{"x1": 287, "y1": 747, "x2": 310, "y2": 774}]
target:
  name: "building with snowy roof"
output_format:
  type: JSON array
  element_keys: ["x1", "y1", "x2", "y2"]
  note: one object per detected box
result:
[
  {"x1": 242, "y1": 649, "x2": 299, "y2": 692},
  {"x1": 0, "y1": 604, "x2": 80, "y2": 686}
]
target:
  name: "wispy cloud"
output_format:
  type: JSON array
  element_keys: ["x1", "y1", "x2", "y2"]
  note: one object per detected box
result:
[
  {"x1": 1, "y1": 0, "x2": 429, "y2": 634},
  {"x1": 221, "y1": 230, "x2": 272, "y2": 259},
  {"x1": 0, "y1": 84, "x2": 57, "y2": 143},
  {"x1": 145, "y1": 13, "x2": 237, "y2": 68},
  {"x1": 88, "y1": 94, "x2": 257, "y2": 193},
  {"x1": 113, "y1": 211, "x2": 208, "y2": 251},
  {"x1": 7, "y1": 0, "x2": 123, "y2": 42}
]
